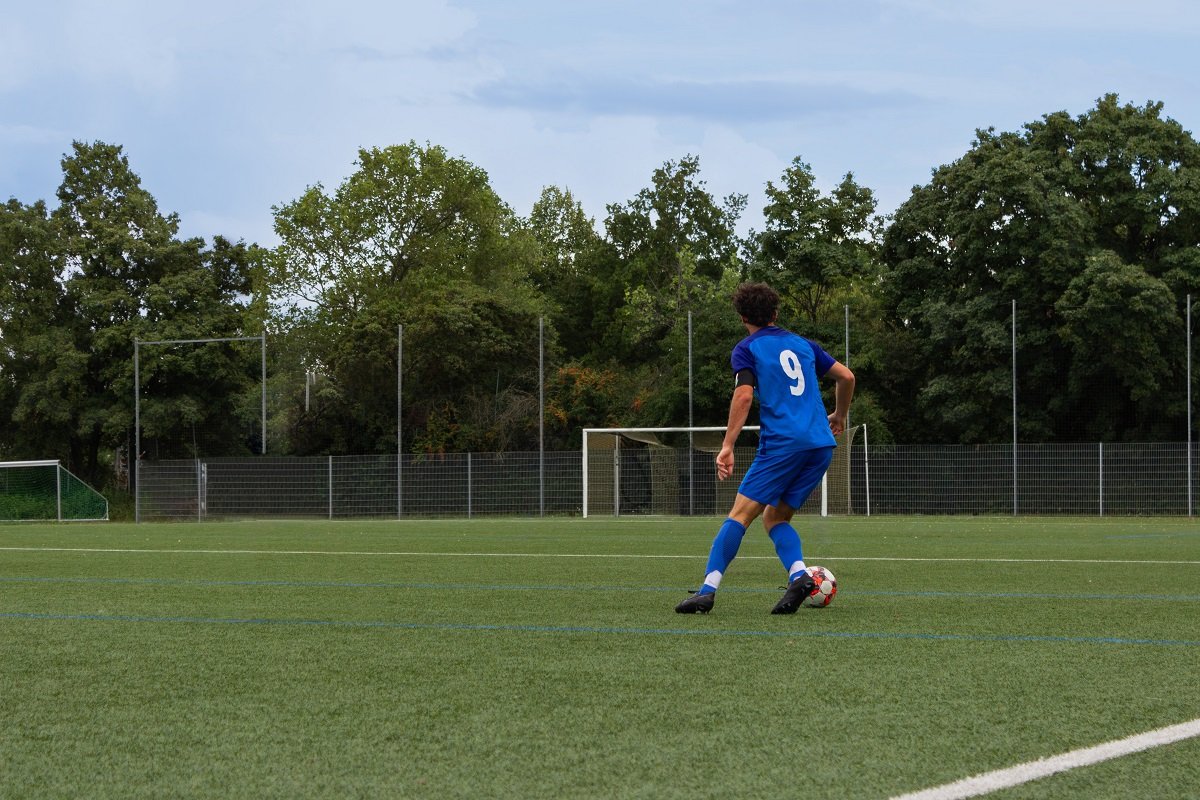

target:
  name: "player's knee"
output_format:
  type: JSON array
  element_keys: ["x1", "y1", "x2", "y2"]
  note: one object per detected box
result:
[{"x1": 763, "y1": 506, "x2": 794, "y2": 529}]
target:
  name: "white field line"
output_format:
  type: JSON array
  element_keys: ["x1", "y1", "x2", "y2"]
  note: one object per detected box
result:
[
  {"x1": 0, "y1": 546, "x2": 1198, "y2": 565},
  {"x1": 890, "y1": 717, "x2": 1200, "y2": 800}
]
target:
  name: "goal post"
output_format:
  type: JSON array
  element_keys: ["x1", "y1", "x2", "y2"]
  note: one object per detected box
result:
[
  {"x1": 0, "y1": 460, "x2": 109, "y2": 522},
  {"x1": 581, "y1": 425, "x2": 866, "y2": 518}
]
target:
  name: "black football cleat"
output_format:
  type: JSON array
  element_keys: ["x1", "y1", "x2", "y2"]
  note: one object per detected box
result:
[
  {"x1": 675, "y1": 592, "x2": 715, "y2": 614},
  {"x1": 770, "y1": 573, "x2": 815, "y2": 614}
]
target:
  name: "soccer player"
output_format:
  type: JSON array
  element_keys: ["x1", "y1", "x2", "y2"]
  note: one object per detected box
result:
[{"x1": 675, "y1": 282, "x2": 855, "y2": 614}]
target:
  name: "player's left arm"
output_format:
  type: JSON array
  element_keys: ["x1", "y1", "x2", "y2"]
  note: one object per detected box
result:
[{"x1": 823, "y1": 361, "x2": 855, "y2": 436}]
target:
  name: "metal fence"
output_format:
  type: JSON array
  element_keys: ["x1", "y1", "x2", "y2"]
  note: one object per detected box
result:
[
  {"x1": 138, "y1": 453, "x2": 581, "y2": 521},
  {"x1": 859, "y1": 442, "x2": 1194, "y2": 515},
  {"x1": 136, "y1": 442, "x2": 1199, "y2": 520}
]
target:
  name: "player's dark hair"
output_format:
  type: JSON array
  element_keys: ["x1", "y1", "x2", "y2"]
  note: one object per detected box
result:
[{"x1": 732, "y1": 283, "x2": 779, "y2": 327}]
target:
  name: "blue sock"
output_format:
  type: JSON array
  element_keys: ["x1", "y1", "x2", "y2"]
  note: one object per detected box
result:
[
  {"x1": 768, "y1": 522, "x2": 807, "y2": 583},
  {"x1": 697, "y1": 518, "x2": 747, "y2": 595}
]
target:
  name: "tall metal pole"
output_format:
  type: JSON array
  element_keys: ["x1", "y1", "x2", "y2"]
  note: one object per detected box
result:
[
  {"x1": 1188, "y1": 295, "x2": 1193, "y2": 517},
  {"x1": 844, "y1": 304, "x2": 850, "y2": 431},
  {"x1": 688, "y1": 310, "x2": 694, "y2": 516},
  {"x1": 134, "y1": 339, "x2": 140, "y2": 524},
  {"x1": 539, "y1": 316, "x2": 545, "y2": 517},
  {"x1": 845, "y1": 304, "x2": 851, "y2": 511},
  {"x1": 260, "y1": 332, "x2": 267, "y2": 455},
  {"x1": 1012, "y1": 299, "x2": 1018, "y2": 516},
  {"x1": 403, "y1": 323, "x2": 408, "y2": 520}
]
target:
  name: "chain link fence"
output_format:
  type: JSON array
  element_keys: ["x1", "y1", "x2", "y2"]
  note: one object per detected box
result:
[
  {"x1": 136, "y1": 441, "x2": 1198, "y2": 520},
  {"x1": 138, "y1": 453, "x2": 580, "y2": 521},
  {"x1": 860, "y1": 442, "x2": 1193, "y2": 515}
]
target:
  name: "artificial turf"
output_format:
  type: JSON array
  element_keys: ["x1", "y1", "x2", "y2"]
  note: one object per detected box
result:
[{"x1": 1, "y1": 516, "x2": 1198, "y2": 798}]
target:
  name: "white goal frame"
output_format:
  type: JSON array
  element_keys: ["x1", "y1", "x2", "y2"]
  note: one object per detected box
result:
[
  {"x1": 582, "y1": 426, "x2": 870, "y2": 518},
  {"x1": 584, "y1": 426, "x2": 780, "y2": 518},
  {"x1": 0, "y1": 459, "x2": 110, "y2": 522}
]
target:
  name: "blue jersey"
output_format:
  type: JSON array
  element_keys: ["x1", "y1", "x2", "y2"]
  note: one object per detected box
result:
[{"x1": 730, "y1": 326, "x2": 836, "y2": 453}]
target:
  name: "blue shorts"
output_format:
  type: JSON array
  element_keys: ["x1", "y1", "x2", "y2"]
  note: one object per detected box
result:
[{"x1": 738, "y1": 447, "x2": 834, "y2": 509}]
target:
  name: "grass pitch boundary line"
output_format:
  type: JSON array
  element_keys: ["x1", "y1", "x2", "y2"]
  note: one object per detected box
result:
[
  {"x1": 1, "y1": 546, "x2": 1199, "y2": 565},
  {"x1": 890, "y1": 717, "x2": 1200, "y2": 799}
]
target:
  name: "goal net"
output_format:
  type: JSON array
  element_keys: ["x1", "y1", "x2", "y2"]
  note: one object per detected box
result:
[
  {"x1": 0, "y1": 460, "x2": 110, "y2": 522},
  {"x1": 581, "y1": 426, "x2": 866, "y2": 518}
]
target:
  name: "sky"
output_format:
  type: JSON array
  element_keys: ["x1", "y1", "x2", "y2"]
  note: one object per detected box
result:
[{"x1": 2, "y1": 0, "x2": 1198, "y2": 247}]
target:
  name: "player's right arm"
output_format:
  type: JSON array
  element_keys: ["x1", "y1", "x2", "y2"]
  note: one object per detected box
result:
[
  {"x1": 717, "y1": 384, "x2": 755, "y2": 480},
  {"x1": 823, "y1": 361, "x2": 855, "y2": 436}
]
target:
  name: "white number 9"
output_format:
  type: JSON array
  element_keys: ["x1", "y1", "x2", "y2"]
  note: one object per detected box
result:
[{"x1": 779, "y1": 349, "x2": 805, "y2": 396}]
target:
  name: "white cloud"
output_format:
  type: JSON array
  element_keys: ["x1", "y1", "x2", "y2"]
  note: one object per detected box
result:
[
  {"x1": 881, "y1": 0, "x2": 1200, "y2": 33},
  {"x1": 3, "y1": 0, "x2": 1199, "y2": 247}
]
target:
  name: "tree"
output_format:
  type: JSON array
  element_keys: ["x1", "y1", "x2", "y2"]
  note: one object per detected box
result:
[
  {"x1": 601, "y1": 156, "x2": 746, "y2": 364},
  {"x1": 749, "y1": 158, "x2": 880, "y2": 327},
  {"x1": 527, "y1": 186, "x2": 611, "y2": 361},
  {"x1": 0, "y1": 142, "x2": 259, "y2": 485},
  {"x1": 266, "y1": 142, "x2": 546, "y2": 454},
  {"x1": 880, "y1": 95, "x2": 1200, "y2": 443},
  {"x1": 269, "y1": 142, "x2": 534, "y2": 316},
  {"x1": 0, "y1": 198, "x2": 72, "y2": 462},
  {"x1": 1056, "y1": 251, "x2": 1180, "y2": 439}
]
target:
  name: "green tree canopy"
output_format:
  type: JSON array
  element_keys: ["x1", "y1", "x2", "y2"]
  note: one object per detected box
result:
[
  {"x1": 749, "y1": 158, "x2": 880, "y2": 327},
  {"x1": 599, "y1": 155, "x2": 745, "y2": 365},
  {"x1": 527, "y1": 186, "x2": 612, "y2": 361},
  {"x1": 881, "y1": 94, "x2": 1200, "y2": 443},
  {"x1": 266, "y1": 142, "x2": 546, "y2": 454},
  {"x1": 0, "y1": 142, "x2": 259, "y2": 483}
]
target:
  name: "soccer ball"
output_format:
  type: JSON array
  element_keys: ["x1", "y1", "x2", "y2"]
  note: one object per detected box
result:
[{"x1": 802, "y1": 566, "x2": 837, "y2": 607}]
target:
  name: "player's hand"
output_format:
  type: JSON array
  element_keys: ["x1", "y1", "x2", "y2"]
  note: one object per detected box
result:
[
  {"x1": 716, "y1": 446, "x2": 734, "y2": 481},
  {"x1": 828, "y1": 412, "x2": 846, "y2": 436}
]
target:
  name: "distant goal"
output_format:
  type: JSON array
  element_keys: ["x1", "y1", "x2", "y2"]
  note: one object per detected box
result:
[
  {"x1": 0, "y1": 460, "x2": 109, "y2": 522},
  {"x1": 581, "y1": 426, "x2": 868, "y2": 518}
]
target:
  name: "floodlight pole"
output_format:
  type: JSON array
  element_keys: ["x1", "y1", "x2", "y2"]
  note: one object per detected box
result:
[{"x1": 1188, "y1": 294, "x2": 1193, "y2": 517}]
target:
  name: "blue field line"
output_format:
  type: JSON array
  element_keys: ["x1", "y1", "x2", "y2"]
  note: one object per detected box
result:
[
  {"x1": 1105, "y1": 531, "x2": 1200, "y2": 539},
  {"x1": 3, "y1": 575, "x2": 1199, "y2": 602},
  {"x1": 2, "y1": 609, "x2": 1198, "y2": 648}
]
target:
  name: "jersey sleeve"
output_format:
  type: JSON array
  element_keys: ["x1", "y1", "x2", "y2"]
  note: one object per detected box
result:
[
  {"x1": 807, "y1": 339, "x2": 836, "y2": 377},
  {"x1": 730, "y1": 339, "x2": 755, "y2": 376}
]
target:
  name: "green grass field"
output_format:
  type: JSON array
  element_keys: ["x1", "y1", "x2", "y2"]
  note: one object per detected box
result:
[{"x1": 2, "y1": 515, "x2": 1198, "y2": 799}]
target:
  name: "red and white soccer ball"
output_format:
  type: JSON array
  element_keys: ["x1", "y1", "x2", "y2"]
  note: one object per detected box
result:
[{"x1": 802, "y1": 566, "x2": 837, "y2": 608}]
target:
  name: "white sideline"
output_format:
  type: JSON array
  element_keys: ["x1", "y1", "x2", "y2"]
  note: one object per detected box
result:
[
  {"x1": 0, "y1": 546, "x2": 1199, "y2": 565},
  {"x1": 2, "y1": 546, "x2": 1200, "y2": 565},
  {"x1": 890, "y1": 717, "x2": 1200, "y2": 800}
]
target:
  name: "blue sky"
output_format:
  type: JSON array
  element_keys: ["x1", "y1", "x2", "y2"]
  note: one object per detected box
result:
[{"x1": 3, "y1": 0, "x2": 1197, "y2": 245}]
